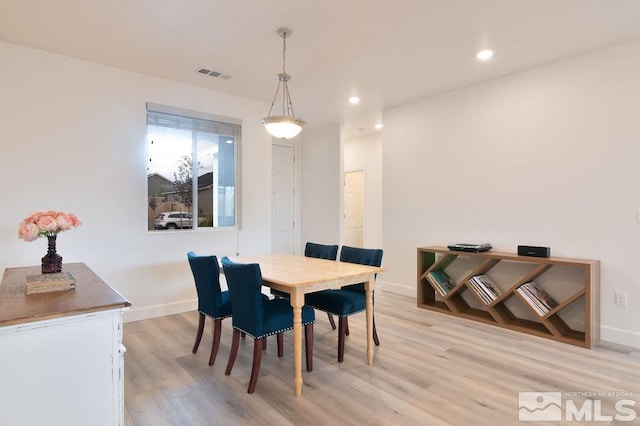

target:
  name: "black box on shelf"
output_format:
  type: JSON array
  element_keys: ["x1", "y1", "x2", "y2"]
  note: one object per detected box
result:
[{"x1": 517, "y1": 245, "x2": 550, "y2": 258}]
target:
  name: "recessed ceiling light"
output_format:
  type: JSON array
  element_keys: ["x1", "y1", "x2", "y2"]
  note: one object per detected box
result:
[
  {"x1": 476, "y1": 49, "x2": 494, "y2": 61},
  {"x1": 348, "y1": 96, "x2": 360, "y2": 104},
  {"x1": 374, "y1": 123, "x2": 384, "y2": 130}
]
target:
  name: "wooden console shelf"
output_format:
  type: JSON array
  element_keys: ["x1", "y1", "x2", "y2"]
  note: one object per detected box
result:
[{"x1": 417, "y1": 246, "x2": 599, "y2": 348}]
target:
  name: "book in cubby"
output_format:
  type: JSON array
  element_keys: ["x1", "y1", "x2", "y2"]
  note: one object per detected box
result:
[
  {"x1": 516, "y1": 281, "x2": 559, "y2": 316},
  {"x1": 426, "y1": 269, "x2": 456, "y2": 297},
  {"x1": 467, "y1": 274, "x2": 502, "y2": 304}
]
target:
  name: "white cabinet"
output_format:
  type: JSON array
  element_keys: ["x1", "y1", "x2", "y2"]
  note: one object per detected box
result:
[{"x1": 0, "y1": 263, "x2": 130, "y2": 426}]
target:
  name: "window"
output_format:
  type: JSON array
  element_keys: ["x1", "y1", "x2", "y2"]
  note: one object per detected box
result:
[{"x1": 146, "y1": 103, "x2": 240, "y2": 231}]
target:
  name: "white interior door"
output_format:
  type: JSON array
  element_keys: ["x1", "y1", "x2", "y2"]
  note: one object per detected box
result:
[
  {"x1": 344, "y1": 170, "x2": 365, "y2": 247},
  {"x1": 271, "y1": 144, "x2": 295, "y2": 253}
]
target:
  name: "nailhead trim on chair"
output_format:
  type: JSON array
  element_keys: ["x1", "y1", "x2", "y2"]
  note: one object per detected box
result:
[
  {"x1": 304, "y1": 307, "x2": 365, "y2": 318},
  {"x1": 202, "y1": 312, "x2": 232, "y2": 321},
  {"x1": 233, "y1": 320, "x2": 315, "y2": 340}
]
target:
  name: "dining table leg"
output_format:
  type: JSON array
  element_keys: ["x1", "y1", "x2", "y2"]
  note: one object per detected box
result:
[
  {"x1": 365, "y1": 275, "x2": 375, "y2": 365},
  {"x1": 290, "y1": 290, "x2": 304, "y2": 396}
]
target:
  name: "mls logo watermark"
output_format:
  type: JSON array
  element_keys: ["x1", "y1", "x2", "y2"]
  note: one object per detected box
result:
[
  {"x1": 518, "y1": 391, "x2": 637, "y2": 422},
  {"x1": 519, "y1": 392, "x2": 562, "y2": 421}
]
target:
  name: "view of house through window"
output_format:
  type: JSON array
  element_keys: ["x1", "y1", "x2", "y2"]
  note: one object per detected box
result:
[{"x1": 146, "y1": 104, "x2": 240, "y2": 231}]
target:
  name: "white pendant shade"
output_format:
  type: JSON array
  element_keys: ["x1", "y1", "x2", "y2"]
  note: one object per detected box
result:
[{"x1": 262, "y1": 116, "x2": 305, "y2": 139}]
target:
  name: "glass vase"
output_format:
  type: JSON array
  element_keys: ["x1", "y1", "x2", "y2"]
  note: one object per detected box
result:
[{"x1": 41, "y1": 235, "x2": 63, "y2": 274}]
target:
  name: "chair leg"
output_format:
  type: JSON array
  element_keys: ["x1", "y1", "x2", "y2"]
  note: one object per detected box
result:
[
  {"x1": 192, "y1": 312, "x2": 205, "y2": 353},
  {"x1": 305, "y1": 323, "x2": 313, "y2": 372},
  {"x1": 338, "y1": 316, "x2": 346, "y2": 362},
  {"x1": 248, "y1": 338, "x2": 264, "y2": 394},
  {"x1": 208, "y1": 319, "x2": 222, "y2": 366},
  {"x1": 262, "y1": 337, "x2": 267, "y2": 350},
  {"x1": 225, "y1": 329, "x2": 241, "y2": 376},
  {"x1": 277, "y1": 332, "x2": 284, "y2": 357},
  {"x1": 345, "y1": 316, "x2": 350, "y2": 336},
  {"x1": 373, "y1": 315, "x2": 380, "y2": 346},
  {"x1": 241, "y1": 332, "x2": 246, "y2": 338},
  {"x1": 327, "y1": 312, "x2": 336, "y2": 330}
]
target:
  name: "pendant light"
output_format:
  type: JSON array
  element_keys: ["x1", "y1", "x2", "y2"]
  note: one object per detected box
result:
[{"x1": 262, "y1": 28, "x2": 306, "y2": 139}]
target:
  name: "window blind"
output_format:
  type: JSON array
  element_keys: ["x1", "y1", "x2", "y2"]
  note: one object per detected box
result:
[{"x1": 146, "y1": 103, "x2": 241, "y2": 138}]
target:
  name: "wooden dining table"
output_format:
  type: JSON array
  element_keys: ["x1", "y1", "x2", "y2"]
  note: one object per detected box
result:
[{"x1": 230, "y1": 253, "x2": 384, "y2": 396}]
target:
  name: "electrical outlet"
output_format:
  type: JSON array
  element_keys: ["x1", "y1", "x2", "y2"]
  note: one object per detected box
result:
[{"x1": 615, "y1": 291, "x2": 627, "y2": 307}]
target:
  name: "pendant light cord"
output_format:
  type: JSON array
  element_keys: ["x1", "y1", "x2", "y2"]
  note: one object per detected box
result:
[{"x1": 282, "y1": 31, "x2": 287, "y2": 75}]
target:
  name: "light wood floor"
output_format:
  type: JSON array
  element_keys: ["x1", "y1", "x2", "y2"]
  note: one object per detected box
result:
[{"x1": 124, "y1": 292, "x2": 640, "y2": 425}]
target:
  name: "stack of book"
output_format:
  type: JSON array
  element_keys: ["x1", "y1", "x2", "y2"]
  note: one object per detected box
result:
[
  {"x1": 467, "y1": 274, "x2": 502, "y2": 304},
  {"x1": 426, "y1": 270, "x2": 457, "y2": 296},
  {"x1": 516, "y1": 281, "x2": 558, "y2": 316},
  {"x1": 25, "y1": 272, "x2": 76, "y2": 294}
]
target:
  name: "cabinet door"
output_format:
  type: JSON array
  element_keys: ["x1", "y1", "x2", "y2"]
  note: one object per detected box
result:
[{"x1": 0, "y1": 311, "x2": 122, "y2": 426}]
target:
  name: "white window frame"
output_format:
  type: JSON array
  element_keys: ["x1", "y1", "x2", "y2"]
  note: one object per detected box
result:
[{"x1": 146, "y1": 103, "x2": 241, "y2": 231}]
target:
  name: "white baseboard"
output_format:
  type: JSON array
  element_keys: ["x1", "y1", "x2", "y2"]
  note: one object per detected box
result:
[
  {"x1": 124, "y1": 299, "x2": 197, "y2": 323},
  {"x1": 600, "y1": 324, "x2": 640, "y2": 349},
  {"x1": 379, "y1": 280, "x2": 415, "y2": 298}
]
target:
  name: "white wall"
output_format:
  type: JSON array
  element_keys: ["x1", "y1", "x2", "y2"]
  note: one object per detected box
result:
[
  {"x1": 299, "y1": 124, "x2": 342, "y2": 250},
  {"x1": 0, "y1": 42, "x2": 272, "y2": 322},
  {"x1": 344, "y1": 132, "x2": 383, "y2": 250},
  {"x1": 382, "y1": 38, "x2": 640, "y2": 348}
]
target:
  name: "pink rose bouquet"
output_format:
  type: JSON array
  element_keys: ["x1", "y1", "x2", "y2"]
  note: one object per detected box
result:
[{"x1": 18, "y1": 210, "x2": 82, "y2": 242}]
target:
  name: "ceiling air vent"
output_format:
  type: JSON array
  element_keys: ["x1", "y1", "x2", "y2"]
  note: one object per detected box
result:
[{"x1": 197, "y1": 68, "x2": 231, "y2": 79}]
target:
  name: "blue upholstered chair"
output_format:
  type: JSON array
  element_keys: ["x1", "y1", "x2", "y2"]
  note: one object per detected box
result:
[
  {"x1": 272, "y1": 242, "x2": 339, "y2": 328},
  {"x1": 187, "y1": 251, "x2": 232, "y2": 366},
  {"x1": 305, "y1": 242, "x2": 339, "y2": 260},
  {"x1": 305, "y1": 243, "x2": 339, "y2": 328},
  {"x1": 221, "y1": 257, "x2": 316, "y2": 394},
  {"x1": 305, "y1": 245, "x2": 383, "y2": 362},
  {"x1": 271, "y1": 242, "x2": 339, "y2": 298}
]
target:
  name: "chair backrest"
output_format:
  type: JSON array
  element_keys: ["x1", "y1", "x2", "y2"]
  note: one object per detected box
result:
[
  {"x1": 339, "y1": 246, "x2": 383, "y2": 293},
  {"x1": 187, "y1": 251, "x2": 224, "y2": 316},
  {"x1": 221, "y1": 257, "x2": 265, "y2": 336},
  {"x1": 304, "y1": 242, "x2": 339, "y2": 260}
]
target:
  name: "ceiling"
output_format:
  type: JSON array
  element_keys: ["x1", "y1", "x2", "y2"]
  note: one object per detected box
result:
[{"x1": 2, "y1": 1, "x2": 640, "y2": 140}]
